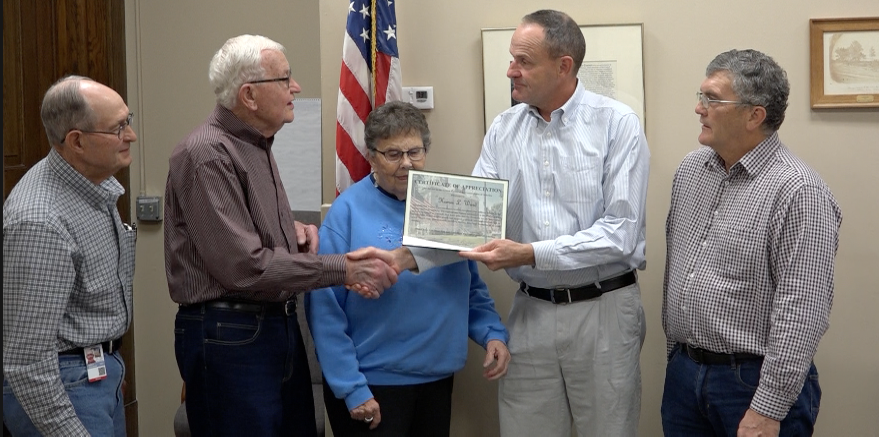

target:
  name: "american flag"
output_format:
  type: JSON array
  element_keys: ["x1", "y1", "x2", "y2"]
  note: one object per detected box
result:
[{"x1": 335, "y1": 0, "x2": 402, "y2": 194}]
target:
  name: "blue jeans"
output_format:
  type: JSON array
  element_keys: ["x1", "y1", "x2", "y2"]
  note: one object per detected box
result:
[
  {"x1": 175, "y1": 302, "x2": 316, "y2": 437},
  {"x1": 661, "y1": 344, "x2": 820, "y2": 436},
  {"x1": 3, "y1": 350, "x2": 126, "y2": 436}
]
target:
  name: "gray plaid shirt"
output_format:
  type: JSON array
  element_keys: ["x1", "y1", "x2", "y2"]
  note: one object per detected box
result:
[
  {"x1": 662, "y1": 133, "x2": 841, "y2": 421},
  {"x1": 3, "y1": 148, "x2": 135, "y2": 436}
]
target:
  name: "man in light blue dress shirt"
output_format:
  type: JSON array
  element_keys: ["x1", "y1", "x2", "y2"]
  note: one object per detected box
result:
[
  {"x1": 459, "y1": 10, "x2": 650, "y2": 437},
  {"x1": 350, "y1": 9, "x2": 650, "y2": 437}
]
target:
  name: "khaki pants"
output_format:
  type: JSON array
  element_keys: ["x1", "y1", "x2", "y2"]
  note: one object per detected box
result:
[{"x1": 499, "y1": 283, "x2": 645, "y2": 437}]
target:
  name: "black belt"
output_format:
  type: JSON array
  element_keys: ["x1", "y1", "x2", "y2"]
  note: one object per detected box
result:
[
  {"x1": 59, "y1": 338, "x2": 122, "y2": 356},
  {"x1": 520, "y1": 271, "x2": 637, "y2": 304},
  {"x1": 681, "y1": 343, "x2": 762, "y2": 365},
  {"x1": 202, "y1": 299, "x2": 297, "y2": 317}
]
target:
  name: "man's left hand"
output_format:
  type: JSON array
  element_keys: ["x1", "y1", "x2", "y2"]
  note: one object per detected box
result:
[
  {"x1": 294, "y1": 221, "x2": 319, "y2": 254},
  {"x1": 459, "y1": 239, "x2": 534, "y2": 271},
  {"x1": 737, "y1": 408, "x2": 780, "y2": 437}
]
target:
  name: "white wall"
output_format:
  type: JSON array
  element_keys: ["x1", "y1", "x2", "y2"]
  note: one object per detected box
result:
[{"x1": 128, "y1": 0, "x2": 878, "y2": 435}]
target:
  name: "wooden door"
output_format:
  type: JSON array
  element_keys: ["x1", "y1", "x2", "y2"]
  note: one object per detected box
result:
[{"x1": 3, "y1": 1, "x2": 138, "y2": 435}]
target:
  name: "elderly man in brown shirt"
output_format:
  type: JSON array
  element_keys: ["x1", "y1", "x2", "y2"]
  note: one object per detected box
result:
[{"x1": 164, "y1": 34, "x2": 398, "y2": 437}]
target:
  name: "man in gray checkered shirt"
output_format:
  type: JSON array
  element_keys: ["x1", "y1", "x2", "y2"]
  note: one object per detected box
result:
[
  {"x1": 661, "y1": 49, "x2": 842, "y2": 437},
  {"x1": 3, "y1": 76, "x2": 136, "y2": 436}
]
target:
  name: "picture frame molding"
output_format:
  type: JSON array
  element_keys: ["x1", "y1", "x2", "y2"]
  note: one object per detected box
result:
[{"x1": 809, "y1": 17, "x2": 879, "y2": 109}]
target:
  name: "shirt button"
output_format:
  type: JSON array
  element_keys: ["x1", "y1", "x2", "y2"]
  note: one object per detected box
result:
[
  {"x1": 544, "y1": 221, "x2": 550, "y2": 227},
  {"x1": 545, "y1": 191, "x2": 550, "y2": 197},
  {"x1": 544, "y1": 161, "x2": 549, "y2": 167},
  {"x1": 713, "y1": 210, "x2": 719, "y2": 215},
  {"x1": 702, "y1": 240, "x2": 708, "y2": 246},
  {"x1": 689, "y1": 272, "x2": 695, "y2": 279}
]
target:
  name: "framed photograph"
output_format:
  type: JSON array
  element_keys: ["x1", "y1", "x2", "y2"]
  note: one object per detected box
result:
[
  {"x1": 810, "y1": 17, "x2": 879, "y2": 108},
  {"x1": 482, "y1": 24, "x2": 645, "y2": 130}
]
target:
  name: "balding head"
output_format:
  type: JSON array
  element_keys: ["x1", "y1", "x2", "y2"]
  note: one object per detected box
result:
[
  {"x1": 41, "y1": 76, "x2": 135, "y2": 184},
  {"x1": 40, "y1": 76, "x2": 99, "y2": 146}
]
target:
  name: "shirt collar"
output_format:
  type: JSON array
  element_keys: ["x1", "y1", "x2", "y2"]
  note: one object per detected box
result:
[
  {"x1": 737, "y1": 132, "x2": 781, "y2": 176},
  {"x1": 704, "y1": 132, "x2": 782, "y2": 178},
  {"x1": 48, "y1": 148, "x2": 124, "y2": 207},
  {"x1": 212, "y1": 104, "x2": 272, "y2": 150},
  {"x1": 526, "y1": 80, "x2": 584, "y2": 125},
  {"x1": 370, "y1": 173, "x2": 405, "y2": 202}
]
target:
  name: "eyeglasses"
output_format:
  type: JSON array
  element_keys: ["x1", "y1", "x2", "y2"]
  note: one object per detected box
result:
[
  {"x1": 248, "y1": 76, "x2": 291, "y2": 88},
  {"x1": 696, "y1": 91, "x2": 746, "y2": 109},
  {"x1": 373, "y1": 147, "x2": 426, "y2": 163},
  {"x1": 74, "y1": 112, "x2": 134, "y2": 141}
]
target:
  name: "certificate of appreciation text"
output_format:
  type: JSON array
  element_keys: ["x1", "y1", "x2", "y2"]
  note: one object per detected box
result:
[{"x1": 402, "y1": 170, "x2": 508, "y2": 251}]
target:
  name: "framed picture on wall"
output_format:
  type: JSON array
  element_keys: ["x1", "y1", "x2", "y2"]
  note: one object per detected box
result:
[
  {"x1": 481, "y1": 24, "x2": 645, "y2": 131},
  {"x1": 809, "y1": 17, "x2": 879, "y2": 108}
]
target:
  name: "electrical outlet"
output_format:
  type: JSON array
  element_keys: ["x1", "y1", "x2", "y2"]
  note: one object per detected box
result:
[{"x1": 136, "y1": 196, "x2": 163, "y2": 222}]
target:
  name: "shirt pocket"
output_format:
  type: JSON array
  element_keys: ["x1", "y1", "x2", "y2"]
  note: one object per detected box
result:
[
  {"x1": 558, "y1": 159, "x2": 601, "y2": 207},
  {"x1": 717, "y1": 227, "x2": 765, "y2": 281},
  {"x1": 119, "y1": 226, "x2": 136, "y2": 280}
]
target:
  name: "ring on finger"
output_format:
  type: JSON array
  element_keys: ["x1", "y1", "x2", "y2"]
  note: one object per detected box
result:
[{"x1": 364, "y1": 416, "x2": 374, "y2": 423}]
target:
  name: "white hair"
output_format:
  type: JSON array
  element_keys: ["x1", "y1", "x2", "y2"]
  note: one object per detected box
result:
[{"x1": 209, "y1": 35, "x2": 285, "y2": 109}]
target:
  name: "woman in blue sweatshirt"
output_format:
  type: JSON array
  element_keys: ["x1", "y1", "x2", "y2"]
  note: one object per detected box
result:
[{"x1": 305, "y1": 101, "x2": 509, "y2": 437}]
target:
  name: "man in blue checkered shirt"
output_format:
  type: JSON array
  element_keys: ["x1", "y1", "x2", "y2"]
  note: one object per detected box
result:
[
  {"x1": 3, "y1": 76, "x2": 137, "y2": 436},
  {"x1": 661, "y1": 49, "x2": 842, "y2": 437}
]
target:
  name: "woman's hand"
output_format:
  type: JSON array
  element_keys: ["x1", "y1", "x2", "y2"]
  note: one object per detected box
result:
[
  {"x1": 349, "y1": 398, "x2": 382, "y2": 430},
  {"x1": 483, "y1": 339, "x2": 511, "y2": 380}
]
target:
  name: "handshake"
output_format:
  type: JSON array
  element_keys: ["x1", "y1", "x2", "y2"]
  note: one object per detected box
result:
[
  {"x1": 343, "y1": 247, "x2": 417, "y2": 299},
  {"x1": 298, "y1": 219, "x2": 529, "y2": 299},
  {"x1": 342, "y1": 238, "x2": 533, "y2": 298},
  {"x1": 296, "y1": 220, "x2": 416, "y2": 299}
]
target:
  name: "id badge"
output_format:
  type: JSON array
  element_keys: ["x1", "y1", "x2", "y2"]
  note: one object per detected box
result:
[{"x1": 84, "y1": 345, "x2": 107, "y2": 382}]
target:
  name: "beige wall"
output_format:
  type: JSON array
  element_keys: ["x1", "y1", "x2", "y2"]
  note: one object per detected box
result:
[
  {"x1": 127, "y1": 0, "x2": 878, "y2": 435},
  {"x1": 123, "y1": 0, "x2": 322, "y2": 435}
]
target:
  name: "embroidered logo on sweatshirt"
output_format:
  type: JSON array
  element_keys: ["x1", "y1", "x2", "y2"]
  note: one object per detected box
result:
[{"x1": 378, "y1": 223, "x2": 403, "y2": 247}]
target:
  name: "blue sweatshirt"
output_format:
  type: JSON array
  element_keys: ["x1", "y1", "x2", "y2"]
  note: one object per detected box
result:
[{"x1": 305, "y1": 175, "x2": 509, "y2": 410}]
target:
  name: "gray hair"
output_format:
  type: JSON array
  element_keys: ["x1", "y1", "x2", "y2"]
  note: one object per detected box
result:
[
  {"x1": 209, "y1": 35, "x2": 285, "y2": 109},
  {"x1": 522, "y1": 10, "x2": 586, "y2": 74},
  {"x1": 706, "y1": 49, "x2": 789, "y2": 133},
  {"x1": 40, "y1": 75, "x2": 97, "y2": 146},
  {"x1": 364, "y1": 101, "x2": 431, "y2": 152}
]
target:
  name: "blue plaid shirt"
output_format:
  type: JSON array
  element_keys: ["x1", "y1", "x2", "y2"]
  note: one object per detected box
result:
[{"x1": 3, "y1": 148, "x2": 135, "y2": 436}]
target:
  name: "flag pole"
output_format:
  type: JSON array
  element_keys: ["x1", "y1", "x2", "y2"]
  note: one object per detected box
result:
[{"x1": 370, "y1": 0, "x2": 378, "y2": 108}]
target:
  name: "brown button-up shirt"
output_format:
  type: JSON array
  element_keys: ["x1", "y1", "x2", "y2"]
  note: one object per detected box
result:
[{"x1": 165, "y1": 105, "x2": 345, "y2": 304}]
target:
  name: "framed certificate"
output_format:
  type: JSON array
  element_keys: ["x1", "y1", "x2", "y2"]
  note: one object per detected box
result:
[{"x1": 402, "y1": 170, "x2": 508, "y2": 251}]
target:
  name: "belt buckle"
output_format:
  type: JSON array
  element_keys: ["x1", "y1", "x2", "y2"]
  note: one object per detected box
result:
[
  {"x1": 551, "y1": 288, "x2": 572, "y2": 304},
  {"x1": 284, "y1": 300, "x2": 296, "y2": 316}
]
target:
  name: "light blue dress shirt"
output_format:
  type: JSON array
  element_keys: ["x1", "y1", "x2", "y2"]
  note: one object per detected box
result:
[{"x1": 472, "y1": 83, "x2": 649, "y2": 288}]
